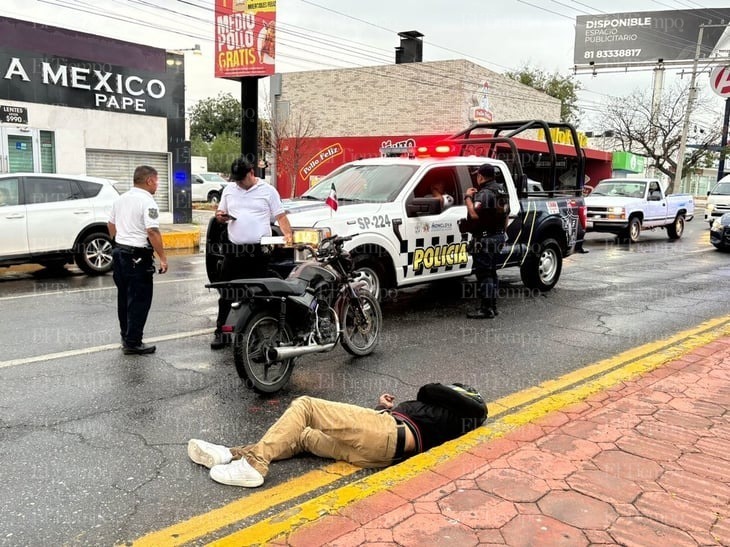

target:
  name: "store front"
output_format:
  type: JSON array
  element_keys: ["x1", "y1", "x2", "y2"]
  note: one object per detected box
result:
[{"x1": 0, "y1": 16, "x2": 191, "y2": 222}]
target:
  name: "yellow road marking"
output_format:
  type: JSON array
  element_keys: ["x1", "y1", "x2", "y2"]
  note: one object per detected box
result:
[
  {"x1": 210, "y1": 315, "x2": 730, "y2": 546},
  {"x1": 131, "y1": 462, "x2": 357, "y2": 547},
  {"x1": 129, "y1": 315, "x2": 730, "y2": 546}
]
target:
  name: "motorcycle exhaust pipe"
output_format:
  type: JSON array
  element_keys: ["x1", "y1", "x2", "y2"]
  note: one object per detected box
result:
[{"x1": 267, "y1": 343, "x2": 337, "y2": 361}]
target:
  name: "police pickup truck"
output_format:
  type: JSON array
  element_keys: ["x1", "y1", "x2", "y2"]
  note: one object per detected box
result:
[
  {"x1": 206, "y1": 120, "x2": 587, "y2": 297},
  {"x1": 584, "y1": 178, "x2": 694, "y2": 243}
]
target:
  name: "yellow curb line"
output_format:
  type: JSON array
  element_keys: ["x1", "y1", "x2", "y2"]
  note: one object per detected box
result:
[
  {"x1": 209, "y1": 315, "x2": 730, "y2": 546},
  {"x1": 161, "y1": 229, "x2": 200, "y2": 250},
  {"x1": 131, "y1": 463, "x2": 358, "y2": 547}
]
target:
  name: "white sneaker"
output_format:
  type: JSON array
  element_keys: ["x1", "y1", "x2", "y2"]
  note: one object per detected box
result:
[
  {"x1": 187, "y1": 439, "x2": 233, "y2": 469},
  {"x1": 209, "y1": 458, "x2": 264, "y2": 487}
]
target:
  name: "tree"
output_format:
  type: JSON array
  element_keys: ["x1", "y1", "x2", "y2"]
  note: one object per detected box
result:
[
  {"x1": 600, "y1": 83, "x2": 721, "y2": 193},
  {"x1": 505, "y1": 65, "x2": 582, "y2": 124},
  {"x1": 189, "y1": 92, "x2": 242, "y2": 142},
  {"x1": 264, "y1": 96, "x2": 318, "y2": 198},
  {"x1": 207, "y1": 132, "x2": 241, "y2": 173}
]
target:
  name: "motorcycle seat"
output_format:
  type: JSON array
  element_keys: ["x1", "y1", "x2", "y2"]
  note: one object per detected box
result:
[{"x1": 227, "y1": 277, "x2": 309, "y2": 296}]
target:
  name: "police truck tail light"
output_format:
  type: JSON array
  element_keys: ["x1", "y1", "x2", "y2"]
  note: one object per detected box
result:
[{"x1": 578, "y1": 205, "x2": 587, "y2": 229}]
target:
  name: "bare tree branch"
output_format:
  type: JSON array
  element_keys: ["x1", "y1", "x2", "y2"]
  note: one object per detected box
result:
[{"x1": 599, "y1": 82, "x2": 721, "y2": 193}]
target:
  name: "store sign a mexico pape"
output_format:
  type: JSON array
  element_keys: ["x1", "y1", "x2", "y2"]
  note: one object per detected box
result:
[
  {"x1": 574, "y1": 8, "x2": 730, "y2": 66},
  {"x1": 215, "y1": 0, "x2": 276, "y2": 78}
]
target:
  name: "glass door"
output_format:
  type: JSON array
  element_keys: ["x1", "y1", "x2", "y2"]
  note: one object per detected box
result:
[{"x1": 0, "y1": 128, "x2": 41, "y2": 173}]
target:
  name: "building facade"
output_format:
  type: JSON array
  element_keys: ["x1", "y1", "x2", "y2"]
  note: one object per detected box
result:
[
  {"x1": 270, "y1": 59, "x2": 615, "y2": 197},
  {"x1": 0, "y1": 16, "x2": 191, "y2": 221}
]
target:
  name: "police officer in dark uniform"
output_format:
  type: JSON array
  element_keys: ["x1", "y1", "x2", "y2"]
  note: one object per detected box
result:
[{"x1": 464, "y1": 164, "x2": 510, "y2": 319}]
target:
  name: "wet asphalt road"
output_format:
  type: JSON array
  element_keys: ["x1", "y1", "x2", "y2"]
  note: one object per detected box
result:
[{"x1": 1, "y1": 219, "x2": 729, "y2": 545}]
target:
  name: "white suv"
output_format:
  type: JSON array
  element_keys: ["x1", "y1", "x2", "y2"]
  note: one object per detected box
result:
[
  {"x1": 192, "y1": 172, "x2": 228, "y2": 203},
  {"x1": 0, "y1": 173, "x2": 119, "y2": 275}
]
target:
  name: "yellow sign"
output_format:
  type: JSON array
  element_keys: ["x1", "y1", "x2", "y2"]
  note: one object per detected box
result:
[
  {"x1": 412, "y1": 243, "x2": 468, "y2": 271},
  {"x1": 536, "y1": 127, "x2": 588, "y2": 148}
]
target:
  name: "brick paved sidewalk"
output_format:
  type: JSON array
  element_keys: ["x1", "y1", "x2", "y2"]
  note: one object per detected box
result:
[{"x1": 280, "y1": 336, "x2": 730, "y2": 546}]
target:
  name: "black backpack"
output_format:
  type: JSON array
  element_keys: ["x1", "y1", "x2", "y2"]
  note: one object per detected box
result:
[{"x1": 417, "y1": 382, "x2": 488, "y2": 426}]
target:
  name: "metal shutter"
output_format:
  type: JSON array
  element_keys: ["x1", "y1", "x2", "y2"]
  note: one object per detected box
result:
[{"x1": 85, "y1": 149, "x2": 170, "y2": 212}]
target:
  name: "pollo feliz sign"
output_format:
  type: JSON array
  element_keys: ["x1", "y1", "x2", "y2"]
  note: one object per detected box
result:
[
  {"x1": 215, "y1": 0, "x2": 276, "y2": 78},
  {"x1": 0, "y1": 54, "x2": 178, "y2": 116}
]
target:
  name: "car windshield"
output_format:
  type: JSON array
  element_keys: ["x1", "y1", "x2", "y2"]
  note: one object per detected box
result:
[
  {"x1": 301, "y1": 164, "x2": 418, "y2": 203},
  {"x1": 197, "y1": 173, "x2": 228, "y2": 183},
  {"x1": 710, "y1": 182, "x2": 730, "y2": 195},
  {"x1": 591, "y1": 181, "x2": 647, "y2": 198}
]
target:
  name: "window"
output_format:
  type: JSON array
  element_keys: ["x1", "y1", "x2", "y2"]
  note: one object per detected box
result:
[
  {"x1": 24, "y1": 177, "x2": 81, "y2": 204},
  {"x1": 75, "y1": 180, "x2": 103, "y2": 198},
  {"x1": 0, "y1": 177, "x2": 20, "y2": 206},
  {"x1": 40, "y1": 131, "x2": 56, "y2": 173}
]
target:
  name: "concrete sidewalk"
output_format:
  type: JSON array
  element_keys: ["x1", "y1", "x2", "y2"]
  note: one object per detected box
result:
[{"x1": 245, "y1": 322, "x2": 730, "y2": 546}]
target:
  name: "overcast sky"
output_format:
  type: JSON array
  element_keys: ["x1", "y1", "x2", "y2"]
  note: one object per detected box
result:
[{"x1": 3, "y1": 0, "x2": 730, "y2": 132}]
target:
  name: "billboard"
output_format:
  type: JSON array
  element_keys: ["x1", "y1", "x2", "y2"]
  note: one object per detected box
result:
[
  {"x1": 574, "y1": 9, "x2": 730, "y2": 66},
  {"x1": 215, "y1": 0, "x2": 276, "y2": 79}
]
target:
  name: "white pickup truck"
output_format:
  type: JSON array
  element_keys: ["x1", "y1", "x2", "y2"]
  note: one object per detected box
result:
[{"x1": 585, "y1": 178, "x2": 694, "y2": 243}]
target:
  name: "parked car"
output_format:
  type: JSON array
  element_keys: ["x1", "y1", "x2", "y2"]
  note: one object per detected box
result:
[
  {"x1": 710, "y1": 213, "x2": 730, "y2": 251},
  {"x1": 0, "y1": 173, "x2": 119, "y2": 274},
  {"x1": 192, "y1": 172, "x2": 228, "y2": 203},
  {"x1": 705, "y1": 176, "x2": 730, "y2": 228}
]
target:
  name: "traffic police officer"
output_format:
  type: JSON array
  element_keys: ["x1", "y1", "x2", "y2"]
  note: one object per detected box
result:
[
  {"x1": 464, "y1": 164, "x2": 510, "y2": 319},
  {"x1": 108, "y1": 165, "x2": 168, "y2": 354},
  {"x1": 211, "y1": 157, "x2": 293, "y2": 349}
]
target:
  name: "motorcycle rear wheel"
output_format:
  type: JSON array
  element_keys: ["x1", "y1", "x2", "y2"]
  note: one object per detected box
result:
[
  {"x1": 340, "y1": 290, "x2": 382, "y2": 356},
  {"x1": 234, "y1": 313, "x2": 295, "y2": 394}
]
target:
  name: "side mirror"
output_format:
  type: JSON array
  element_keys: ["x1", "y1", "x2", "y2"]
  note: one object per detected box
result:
[
  {"x1": 407, "y1": 197, "x2": 442, "y2": 216},
  {"x1": 707, "y1": 190, "x2": 711, "y2": 196}
]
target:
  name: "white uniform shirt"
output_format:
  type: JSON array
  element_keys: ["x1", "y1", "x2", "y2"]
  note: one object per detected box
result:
[
  {"x1": 219, "y1": 180, "x2": 285, "y2": 244},
  {"x1": 109, "y1": 187, "x2": 160, "y2": 247}
]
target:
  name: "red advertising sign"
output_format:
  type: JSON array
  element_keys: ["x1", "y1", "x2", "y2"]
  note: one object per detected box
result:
[
  {"x1": 215, "y1": 0, "x2": 276, "y2": 79},
  {"x1": 711, "y1": 65, "x2": 730, "y2": 99}
]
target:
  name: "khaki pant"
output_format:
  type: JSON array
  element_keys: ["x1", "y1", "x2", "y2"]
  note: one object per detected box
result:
[{"x1": 230, "y1": 396, "x2": 398, "y2": 476}]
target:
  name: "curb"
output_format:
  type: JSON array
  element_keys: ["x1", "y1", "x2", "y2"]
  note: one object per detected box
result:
[{"x1": 161, "y1": 227, "x2": 200, "y2": 250}]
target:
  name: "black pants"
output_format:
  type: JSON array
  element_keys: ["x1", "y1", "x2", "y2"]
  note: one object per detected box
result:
[
  {"x1": 471, "y1": 233, "x2": 507, "y2": 304},
  {"x1": 215, "y1": 244, "x2": 270, "y2": 331},
  {"x1": 112, "y1": 247, "x2": 155, "y2": 346}
]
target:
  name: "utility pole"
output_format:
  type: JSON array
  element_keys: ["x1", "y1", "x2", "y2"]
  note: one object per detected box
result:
[{"x1": 673, "y1": 26, "x2": 704, "y2": 194}]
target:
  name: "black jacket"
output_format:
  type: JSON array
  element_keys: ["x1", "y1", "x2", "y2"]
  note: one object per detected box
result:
[{"x1": 386, "y1": 400, "x2": 481, "y2": 453}]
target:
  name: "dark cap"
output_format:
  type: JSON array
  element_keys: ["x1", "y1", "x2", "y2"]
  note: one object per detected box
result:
[{"x1": 471, "y1": 164, "x2": 495, "y2": 179}]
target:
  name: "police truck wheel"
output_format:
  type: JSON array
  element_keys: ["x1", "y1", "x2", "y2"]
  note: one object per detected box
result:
[
  {"x1": 340, "y1": 290, "x2": 382, "y2": 356},
  {"x1": 352, "y1": 257, "x2": 385, "y2": 300},
  {"x1": 234, "y1": 313, "x2": 295, "y2": 394},
  {"x1": 667, "y1": 214, "x2": 685, "y2": 240},
  {"x1": 520, "y1": 238, "x2": 562, "y2": 292},
  {"x1": 207, "y1": 191, "x2": 221, "y2": 204},
  {"x1": 75, "y1": 232, "x2": 113, "y2": 275}
]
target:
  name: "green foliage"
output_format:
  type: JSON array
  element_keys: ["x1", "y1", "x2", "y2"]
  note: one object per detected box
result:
[
  {"x1": 505, "y1": 65, "x2": 581, "y2": 124},
  {"x1": 190, "y1": 134, "x2": 209, "y2": 158},
  {"x1": 207, "y1": 132, "x2": 241, "y2": 174},
  {"x1": 189, "y1": 92, "x2": 242, "y2": 142}
]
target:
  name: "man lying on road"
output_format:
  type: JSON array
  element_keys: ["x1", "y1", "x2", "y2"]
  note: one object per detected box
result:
[{"x1": 188, "y1": 383, "x2": 487, "y2": 487}]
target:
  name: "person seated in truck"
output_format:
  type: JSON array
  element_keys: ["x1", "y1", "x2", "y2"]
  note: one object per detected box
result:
[{"x1": 428, "y1": 181, "x2": 454, "y2": 209}]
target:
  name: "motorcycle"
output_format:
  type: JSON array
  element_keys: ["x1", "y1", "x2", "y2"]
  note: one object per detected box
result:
[{"x1": 206, "y1": 234, "x2": 383, "y2": 393}]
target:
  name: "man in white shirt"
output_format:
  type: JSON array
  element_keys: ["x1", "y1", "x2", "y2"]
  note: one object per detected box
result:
[
  {"x1": 211, "y1": 158, "x2": 293, "y2": 349},
  {"x1": 108, "y1": 165, "x2": 168, "y2": 355}
]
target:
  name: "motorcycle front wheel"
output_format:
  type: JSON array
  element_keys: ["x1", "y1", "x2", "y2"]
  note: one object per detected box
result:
[
  {"x1": 234, "y1": 313, "x2": 295, "y2": 394},
  {"x1": 340, "y1": 290, "x2": 382, "y2": 356}
]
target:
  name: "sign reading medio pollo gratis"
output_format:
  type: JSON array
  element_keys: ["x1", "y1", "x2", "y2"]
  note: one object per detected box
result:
[
  {"x1": 574, "y1": 9, "x2": 730, "y2": 66},
  {"x1": 215, "y1": 0, "x2": 276, "y2": 79}
]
